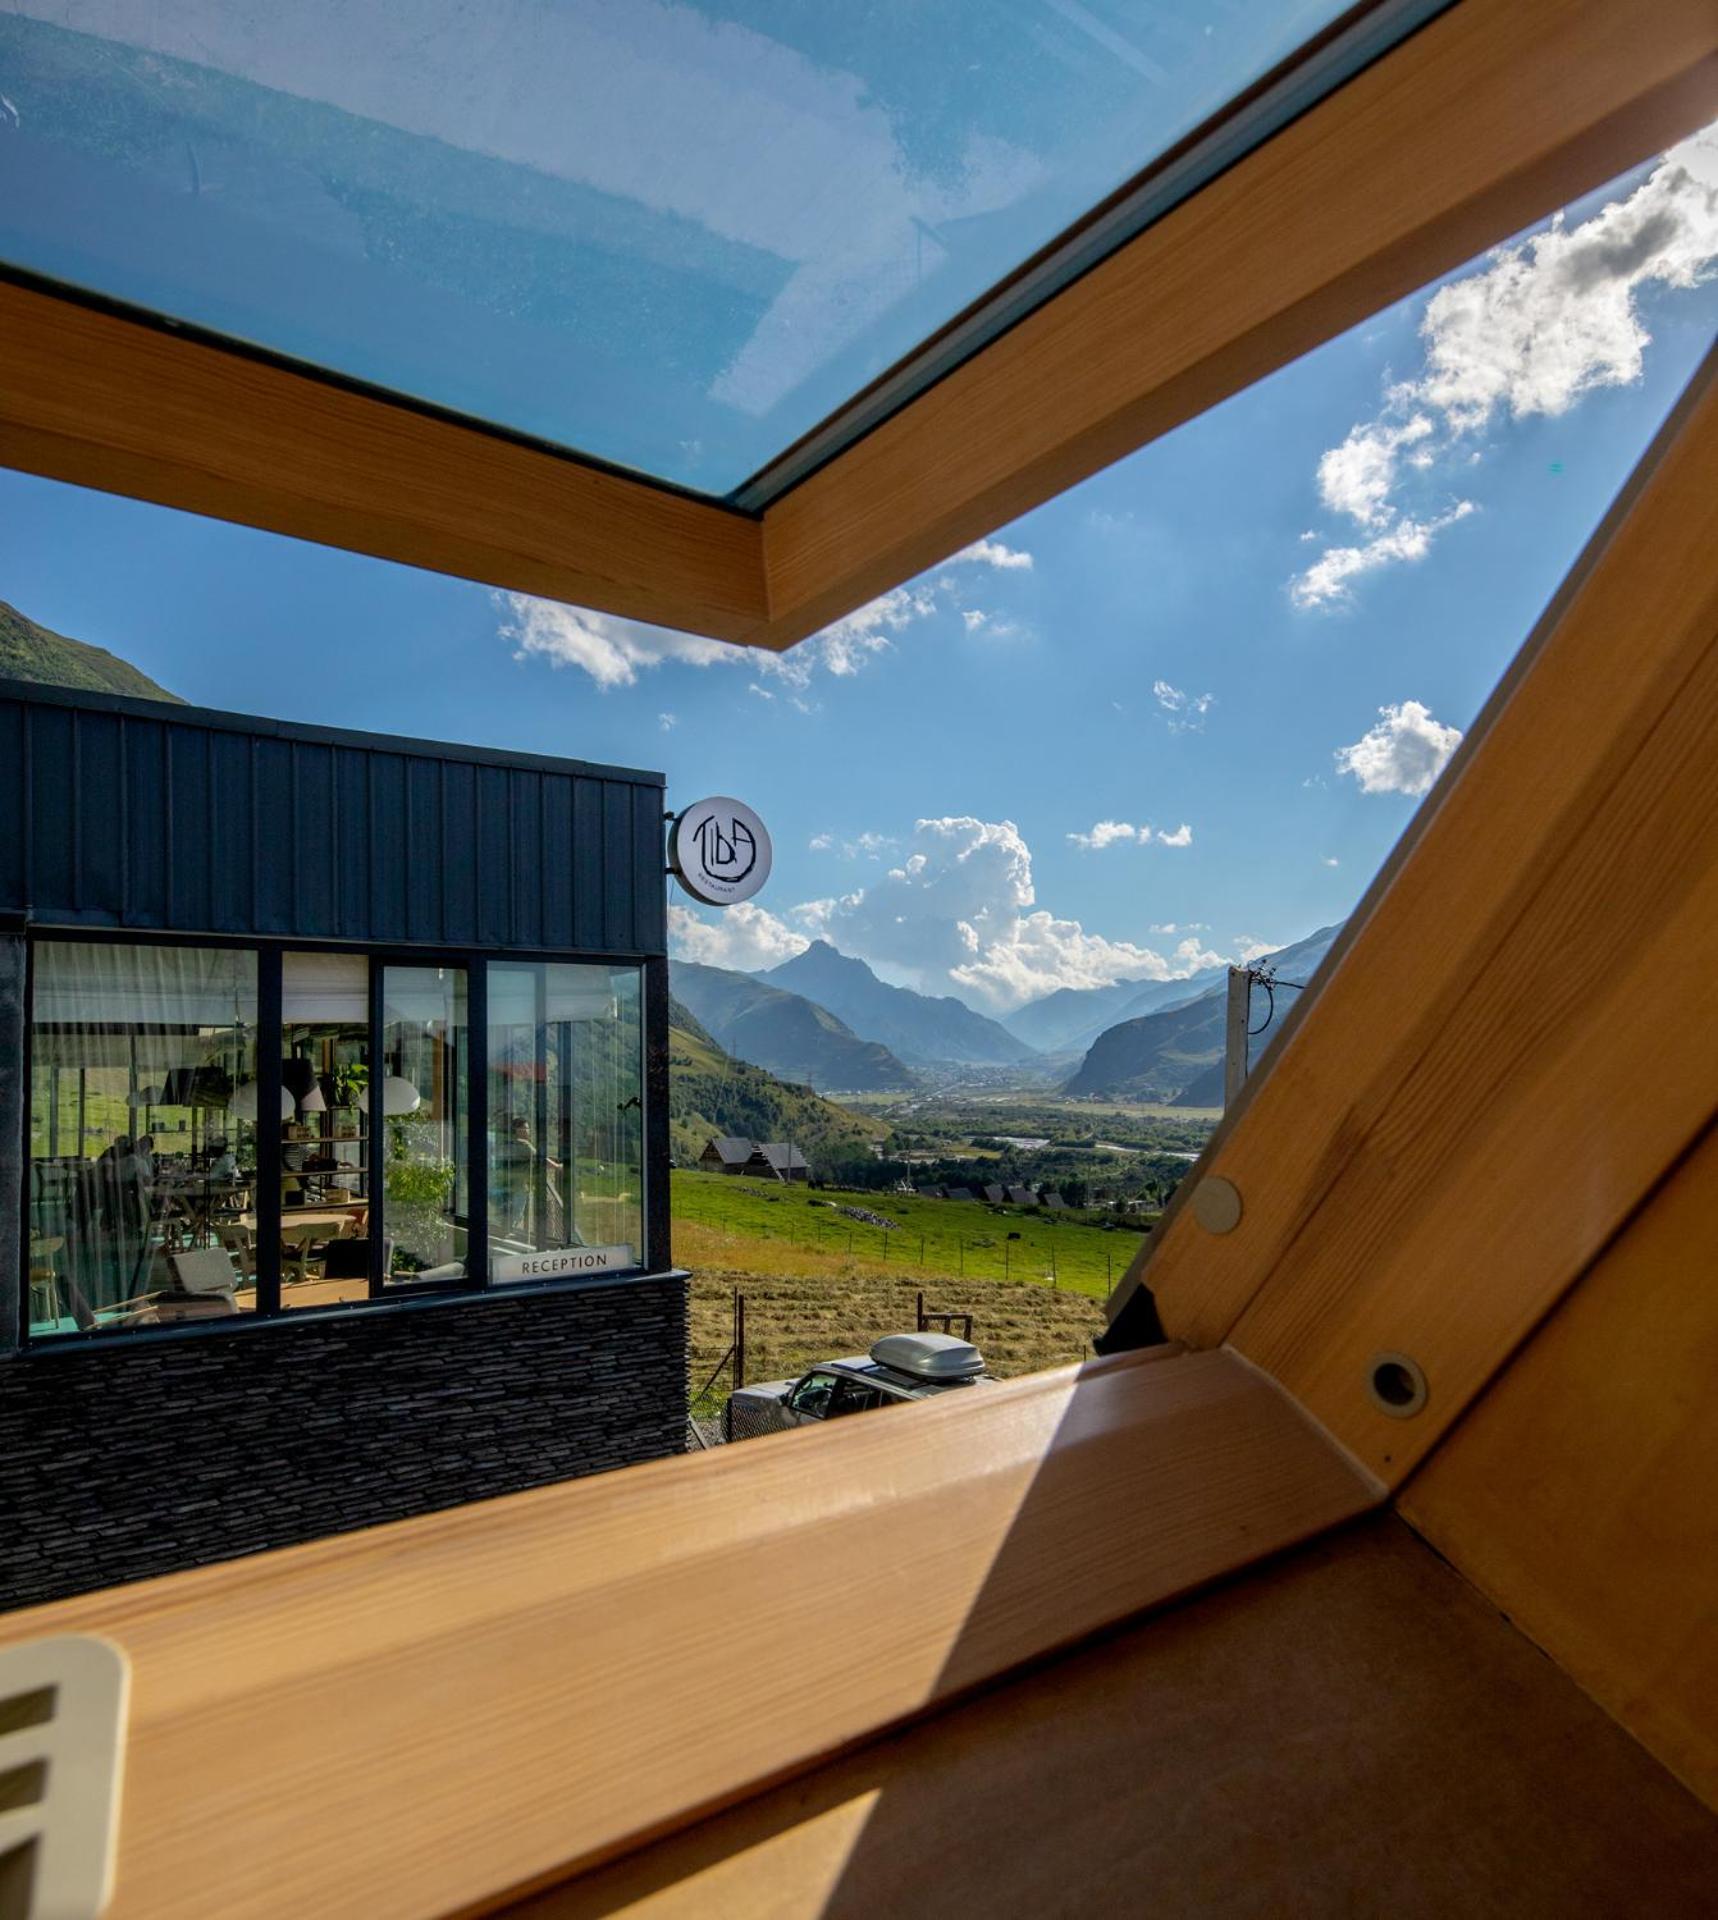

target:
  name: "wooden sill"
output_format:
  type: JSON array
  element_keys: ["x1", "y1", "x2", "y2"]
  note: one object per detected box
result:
[{"x1": 0, "y1": 1345, "x2": 1377, "y2": 1918}]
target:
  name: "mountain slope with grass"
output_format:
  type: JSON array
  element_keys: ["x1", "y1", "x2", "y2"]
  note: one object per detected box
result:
[
  {"x1": 668, "y1": 1007, "x2": 884, "y2": 1172},
  {"x1": 0, "y1": 600, "x2": 183, "y2": 703},
  {"x1": 670, "y1": 960, "x2": 917, "y2": 1094},
  {"x1": 761, "y1": 941, "x2": 1038, "y2": 1066}
]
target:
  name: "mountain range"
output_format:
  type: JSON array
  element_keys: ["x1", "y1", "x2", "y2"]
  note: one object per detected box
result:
[
  {"x1": 669, "y1": 961, "x2": 917, "y2": 1093},
  {"x1": 1, "y1": 599, "x2": 182, "y2": 703},
  {"x1": 760, "y1": 941, "x2": 1038, "y2": 1067},
  {"x1": 1004, "y1": 967, "x2": 1227, "y2": 1056},
  {"x1": 1063, "y1": 924, "x2": 1344, "y2": 1103}
]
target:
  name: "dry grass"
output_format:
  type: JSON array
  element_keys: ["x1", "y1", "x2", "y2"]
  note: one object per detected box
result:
[{"x1": 688, "y1": 1262, "x2": 1105, "y2": 1416}]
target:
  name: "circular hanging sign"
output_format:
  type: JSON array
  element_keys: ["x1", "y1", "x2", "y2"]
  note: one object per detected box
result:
[{"x1": 670, "y1": 796, "x2": 772, "y2": 906}]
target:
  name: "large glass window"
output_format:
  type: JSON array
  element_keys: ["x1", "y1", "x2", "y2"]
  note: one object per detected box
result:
[
  {"x1": 488, "y1": 964, "x2": 644, "y2": 1279},
  {"x1": 26, "y1": 941, "x2": 259, "y2": 1336},
  {"x1": 382, "y1": 966, "x2": 470, "y2": 1286},
  {"x1": 280, "y1": 952, "x2": 373, "y2": 1308},
  {"x1": 23, "y1": 942, "x2": 649, "y2": 1339}
]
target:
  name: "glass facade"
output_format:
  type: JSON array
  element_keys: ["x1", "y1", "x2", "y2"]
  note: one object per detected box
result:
[
  {"x1": 281, "y1": 953, "x2": 374, "y2": 1308},
  {"x1": 383, "y1": 965, "x2": 470, "y2": 1285},
  {"x1": 487, "y1": 964, "x2": 645, "y2": 1279},
  {"x1": 22, "y1": 938, "x2": 650, "y2": 1342},
  {"x1": 26, "y1": 941, "x2": 259, "y2": 1334}
]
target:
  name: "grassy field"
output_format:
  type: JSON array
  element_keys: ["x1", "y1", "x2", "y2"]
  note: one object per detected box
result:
[
  {"x1": 671, "y1": 1169, "x2": 1149, "y2": 1300},
  {"x1": 688, "y1": 1267, "x2": 1105, "y2": 1417}
]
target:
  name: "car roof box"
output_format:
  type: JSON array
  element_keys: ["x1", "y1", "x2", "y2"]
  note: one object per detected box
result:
[{"x1": 870, "y1": 1332, "x2": 986, "y2": 1381}]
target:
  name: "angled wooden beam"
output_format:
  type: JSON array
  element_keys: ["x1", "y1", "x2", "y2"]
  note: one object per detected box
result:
[
  {"x1": 0, "y1": 279, "x2": 767, "y2": 641},
  {"x1": 0, "y1": 1347, "x2": 1375, "y2": 1918},
  {"x1": 1119, "y1": 345, "x2": 1718, "y2": 1488},
  {"x1": 759, "y1": 0, "x2": 1718, "y2": 645}
]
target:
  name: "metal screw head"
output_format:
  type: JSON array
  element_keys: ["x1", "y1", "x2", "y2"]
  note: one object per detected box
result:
[{"x1": 1191, "y1": 1176, "x2": 1243, "y2": 1235}]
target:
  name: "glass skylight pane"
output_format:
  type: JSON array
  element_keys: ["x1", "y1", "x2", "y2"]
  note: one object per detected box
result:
[{"x1": 0, "y1": 0, "x2": 1354, "y2": 493}]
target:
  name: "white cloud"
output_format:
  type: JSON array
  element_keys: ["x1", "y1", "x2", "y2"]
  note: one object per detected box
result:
[
  {"x1": 1066, "y1": 819, "x2": 1194, "y2": 850},
  {"x1": 1290, "y1": 502, "x2": 1477, "y2": 609},
  {"x1": 658, "y1": 711, "x2": 677, "y2": 731},
  {"x1": 1335, "y1": 700, "x2": 1464, "y2": 796},
  {"x1": 802, "y1": 815, "x2": 1224, "y2": 1010},
  {"x1": 499, "y1": 594, "x2": 740, "y2": 689},
  {"x1": 1152, "y1": 679, "x2": 1215, "y2": 731},
  {"x1": 1234, "y1": 936, "x2": 1278, "y2": 965},
  {"x1": 1322, "y1": 856, "x2": 1340, "y2": 867},
  {"x1": 954, "y1": 538, "x2": 1034, "y2": 570},
  {"x1": 504, "y1": 513, "x2": 1039, "y2": 695},
  {"x1": 1067, "y1": 819, "x2": 1145, "y2": 851},
  {"x1": 808, "y1": 832, "x2": 834, "y2": 852},
  {"x1": 1293, "y1": 124, "x2": 1718, "y2": 607},
  {"x1": 1150, "y1": 921, "x2": 1209, "y2": 934},
  {"x1": 668, "y1": 901, "x2": 808, "y2": 972}
]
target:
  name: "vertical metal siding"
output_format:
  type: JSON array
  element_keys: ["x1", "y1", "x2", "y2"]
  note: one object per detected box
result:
[{"x1": 0, "y1": 684, "x2": 666, "y2": 955}]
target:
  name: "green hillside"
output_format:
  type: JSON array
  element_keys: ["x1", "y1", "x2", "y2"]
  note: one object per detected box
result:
[
  {"x1": 671, "y1": 959, "x2": 917, "y2": 1093},
  {"x1": 0, "y1": 600, "x2": 183, "y2": 703},
  {"x1": 669, "y1": 1014, "x2": 884, "y2": 1173}
]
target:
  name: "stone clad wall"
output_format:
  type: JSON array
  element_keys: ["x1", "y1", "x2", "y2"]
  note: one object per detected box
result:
[{"x1": 0, "y1": 1274, "x2": 688, "y2": 1610}]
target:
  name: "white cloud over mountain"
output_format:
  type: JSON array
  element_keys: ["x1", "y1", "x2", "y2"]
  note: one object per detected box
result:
[
  {"x1": 1334, "y1": 700, "x2": 1463, "y2": 796},
  {"x1": 667, "y1": 901, "x2": 809, "y2": 972},
  {"x1": 670, "y1": 815, "x2": 1224, "y2": 1010},
  {"x1": 1293, "y1": 123, "x2": 1718, "y2": 608}
]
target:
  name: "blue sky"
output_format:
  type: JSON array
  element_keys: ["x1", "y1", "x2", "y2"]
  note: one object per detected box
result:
[{"x1": 3, "y1": 129, "x2": 1714, "y2": 1012}]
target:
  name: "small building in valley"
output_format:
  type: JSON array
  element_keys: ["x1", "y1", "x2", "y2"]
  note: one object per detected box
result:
[{"x1": 699, "y1": 1137, "x2": 808, "y2": 1182}]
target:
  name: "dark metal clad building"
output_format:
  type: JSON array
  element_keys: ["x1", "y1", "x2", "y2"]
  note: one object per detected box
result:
[{"x1": 0, "y1": 678, "x2": 683, "y2": 1609}]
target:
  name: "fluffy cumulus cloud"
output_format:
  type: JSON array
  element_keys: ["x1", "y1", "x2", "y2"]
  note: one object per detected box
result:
[
  {"x1": 667, "y1": 901, "x2": 808, "y2": 972},
  {"x1": 1334, "y1": 700, "x2": 1464, "y2": 796},
  {"x1": 793, "y1": 816, "x2": 1222, "y2": 1010},
  {"x1": 1293, "y1": 124, "x2": 1718, "y2": 608},
  {"x1": 1066, "y1": 820, "x2": 1193, "y2": 850}
]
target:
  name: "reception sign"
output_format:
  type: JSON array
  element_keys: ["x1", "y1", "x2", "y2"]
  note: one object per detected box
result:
[{"x1": 490, "y1": 1245, "x2": 635, "y2": 1282}]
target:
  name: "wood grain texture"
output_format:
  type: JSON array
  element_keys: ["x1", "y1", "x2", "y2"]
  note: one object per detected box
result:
[
  {"x1": 0, "y1": 281, "x2": 767, "y2": 640},
  {"x1": 0, "y1": 1346, "x2": 1376, "y2": 1919},
  {"x1": 1400, "y1": 1120, "x2": 1718, "y2": 1812},
  {"x1": 1128, "y1": 345, "x2": 1718, "y2": 1485},
  {"x1": 504, "y1": 1521, "x2": 1718, "y2": 1920},
  {"x1": 758, "y1": 0, "x2": 1718, "y2": 645}
]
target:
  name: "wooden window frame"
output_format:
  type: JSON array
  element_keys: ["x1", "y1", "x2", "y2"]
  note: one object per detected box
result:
[
  {"x1": 0, "y1": 0, "x2": 1712, "y2": 649},
  {"x1": 2, "y1": 5, "x2": 1716, "y2": 1911}
]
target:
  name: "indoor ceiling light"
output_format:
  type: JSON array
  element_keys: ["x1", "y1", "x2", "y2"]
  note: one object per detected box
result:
[{"x1": 381, "y1": 1076, "x2": 422, "y2": 1116}]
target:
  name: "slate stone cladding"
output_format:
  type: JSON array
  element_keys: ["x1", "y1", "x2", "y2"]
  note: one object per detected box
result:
[{"x1": 0, "y1": 1274, "x2": 688, "y2": 1611}]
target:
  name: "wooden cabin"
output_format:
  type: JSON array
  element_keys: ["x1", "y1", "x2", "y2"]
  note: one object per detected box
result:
[{"x1": 0, "y1": 2, "x2": 1714, "y2": 1915}]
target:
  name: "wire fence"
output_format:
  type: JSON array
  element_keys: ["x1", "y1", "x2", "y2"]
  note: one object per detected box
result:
[{"x1": 675, "y1": 1190, "x2": 1142, "y2": 1299}]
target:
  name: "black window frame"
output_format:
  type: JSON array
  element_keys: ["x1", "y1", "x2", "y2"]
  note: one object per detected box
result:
[{"x1": 15, "y1": 926, "x2": 665, "y2": 1351}]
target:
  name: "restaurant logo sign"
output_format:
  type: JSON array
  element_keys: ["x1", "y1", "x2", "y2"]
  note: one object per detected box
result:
[
  {"x1": 491, "y1": 1244, "x2": 635, "y2": 1282},
  {"x1": 669, "y1": 795, "x2": 772, "y2": 906}
]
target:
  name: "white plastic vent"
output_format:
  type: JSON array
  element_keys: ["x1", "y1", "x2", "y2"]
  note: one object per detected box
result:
[{"x1": 0, "y1": 1636, "x2": 129, "y2": 1920}]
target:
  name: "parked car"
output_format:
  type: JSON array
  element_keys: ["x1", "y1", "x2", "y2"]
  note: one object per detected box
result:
[{"x1": 723, "y1": 1332, "x2": 991, "y2": 1441}]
